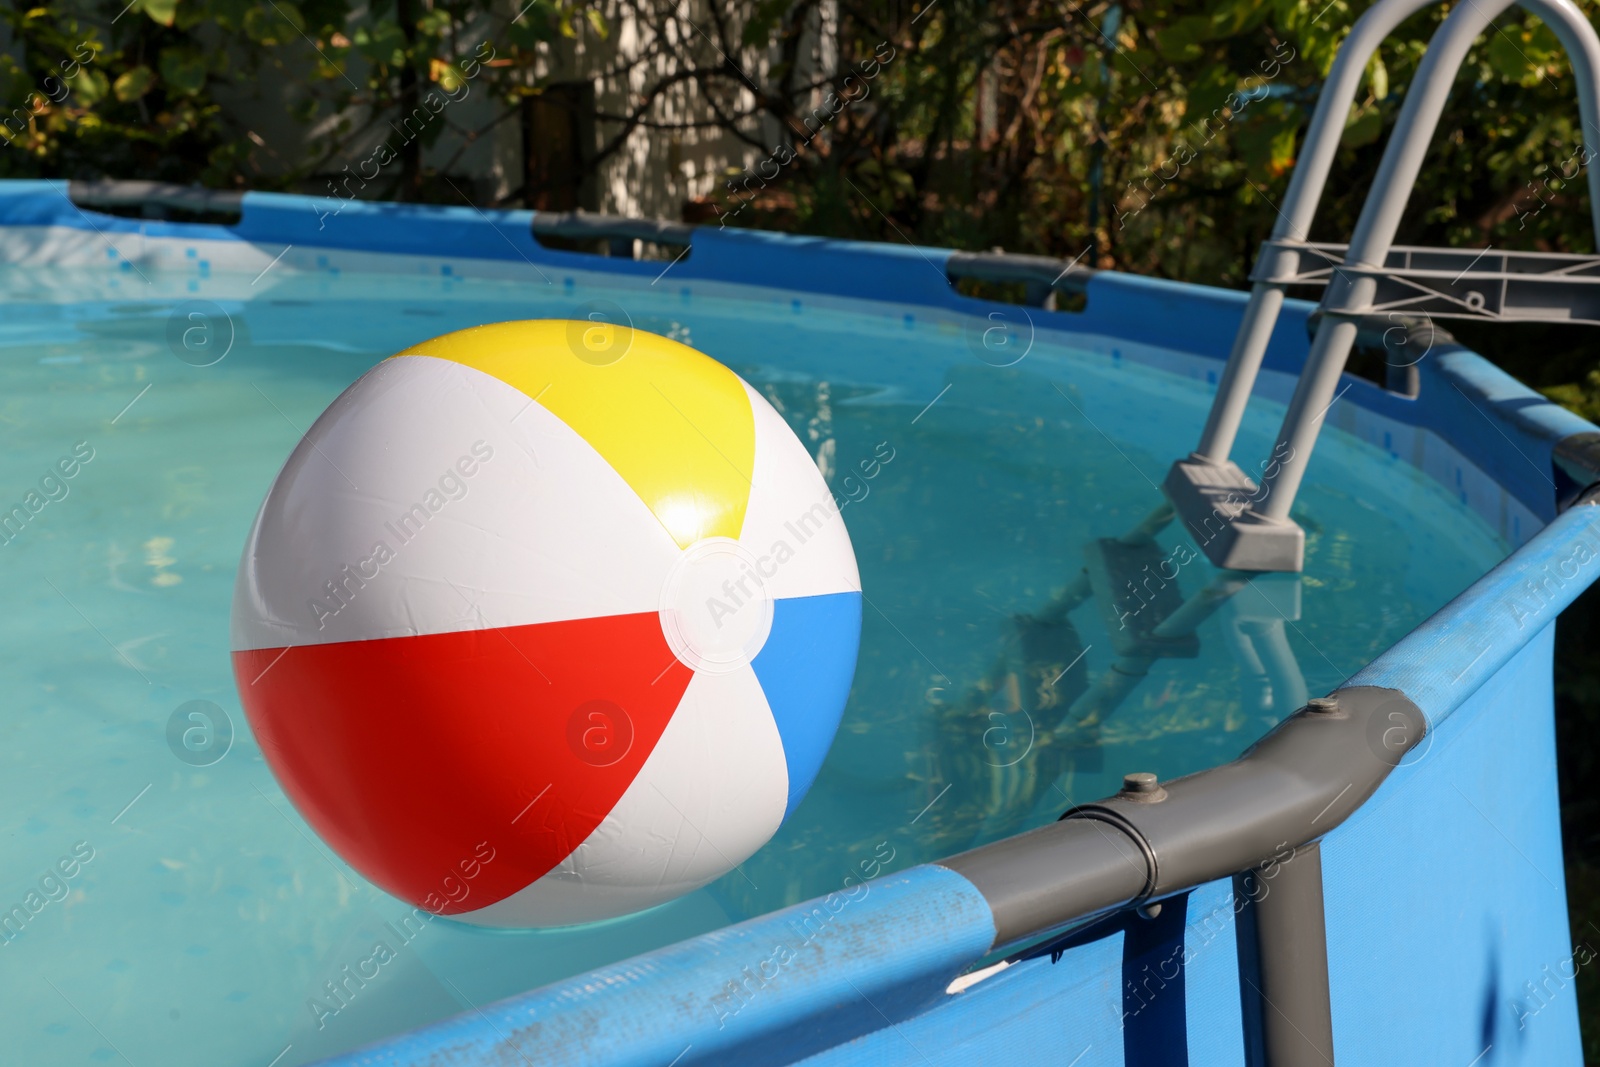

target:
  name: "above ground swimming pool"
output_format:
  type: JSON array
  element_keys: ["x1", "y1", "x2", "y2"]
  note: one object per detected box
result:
[{"x1": 0, "y1": 179, "x2": 1595, "y2": 1067}]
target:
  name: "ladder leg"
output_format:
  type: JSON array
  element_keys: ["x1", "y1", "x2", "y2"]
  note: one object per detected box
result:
[
  {"x1": 1242, "y1": 619, "x2": 1309, "y2": 718},
  {"x1": 1197, "y1": 283, "x2": 1288, "y2": 464},
  {"x1": 1253, "y1": 315, "x2": 1361, "y2": 523},
  {"x1": 1051, "y1": 574, "x2": 1245, "y2": 736}
]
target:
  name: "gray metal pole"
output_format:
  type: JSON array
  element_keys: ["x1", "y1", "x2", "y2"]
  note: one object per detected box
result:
[
  {"x1": 1257, "y1": 0, "x2": 1600, "y2": 521},
  {"x1": 1236, "y1": 842, "x2": 1336, "y2": 1067}
]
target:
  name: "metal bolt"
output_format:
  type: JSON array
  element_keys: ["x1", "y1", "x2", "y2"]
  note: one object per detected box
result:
[
  {"x1": 1120, "y1": 771, "x2": 1168, "y2": 803},
  {"x1": 1306, "y1": 697, "x2": 1340, "y2": 715},
  {"x1": 1136, "y1": 902, "x2": 1163, "y2": 920},
  {"x1": 1123, "y1": 772, "x2": 1160, "y2": 794}
]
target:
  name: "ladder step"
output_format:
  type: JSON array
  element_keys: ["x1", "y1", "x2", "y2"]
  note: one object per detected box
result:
[{"x1": 1163, "y1": 457, "x2": 1305, "y2": 573}]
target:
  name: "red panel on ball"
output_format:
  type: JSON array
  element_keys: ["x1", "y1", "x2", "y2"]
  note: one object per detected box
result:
[{"x1": 232, "y1": 612, "x2": 693, "y2": 914}]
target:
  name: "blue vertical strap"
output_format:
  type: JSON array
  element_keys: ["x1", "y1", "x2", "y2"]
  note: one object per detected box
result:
[
  {"x1": 1120, "y1": 894, "x2": 1192, "y2": 1067},
  {"x1": 308, "y1": 865, "x2": 995, "y2": 1067},
  {"x1": 1347, "y1": 502, "x2": 1600, "y2": 722},
  {"x1": 1013, "y1": 896, "x2": 1194, "y2": 1065}
]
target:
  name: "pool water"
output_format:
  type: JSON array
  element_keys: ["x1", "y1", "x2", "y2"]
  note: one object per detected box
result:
[{"x1": 0, "y1": 258, "x2": 1507, "y2": 1065}]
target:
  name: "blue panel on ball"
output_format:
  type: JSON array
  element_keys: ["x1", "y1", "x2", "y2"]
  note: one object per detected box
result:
[{"x1": 752, "y1": 590, "x2": 863, "y2": 821}]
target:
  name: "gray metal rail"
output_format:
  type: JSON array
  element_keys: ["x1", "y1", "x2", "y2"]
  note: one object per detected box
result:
[
  {"x1": 944, "y1": 685, "x2": 1420, "y2": 1065},
  {"x1": 1167, "y1": 0, "x2": 1600, "y2": 572},
  {"x1": 945, "y1": 687, "x2": 1424, "y2": 943}
]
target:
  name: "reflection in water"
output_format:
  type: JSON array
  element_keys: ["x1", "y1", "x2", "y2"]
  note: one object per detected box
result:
[{"x1": 929, "y1": 500, "x2": 1310, "y2": 850}]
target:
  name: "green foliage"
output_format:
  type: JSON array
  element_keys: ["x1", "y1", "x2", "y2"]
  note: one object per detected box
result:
[
  {"x1": 727, "y1": 0, "x2": 1600, "y2": 290},
  {"x1": 1545, "y1": 371, "x2": 1600, "y2": 423},
  {"x1": 0, "y1": 0, "x2": 587, "y2": 191},
  {"x1": 3, "y1": 0, "x2": 1586, "y2": 250},
  {"x1": 713, "y1": 0, "x2": 1599, "y2": 420}
]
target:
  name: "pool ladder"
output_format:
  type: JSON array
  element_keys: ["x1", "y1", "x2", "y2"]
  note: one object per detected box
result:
[{"x1": 1166, "y1": 0, "x2": 1600, "y2": 572}]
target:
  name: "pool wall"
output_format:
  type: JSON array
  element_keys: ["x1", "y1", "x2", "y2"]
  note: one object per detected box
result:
[{"x1": 2, "y1": 180, "x2": 1595, "y2": 1066}]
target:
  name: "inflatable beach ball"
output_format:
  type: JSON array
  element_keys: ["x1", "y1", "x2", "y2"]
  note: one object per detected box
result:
[{"x1": 231, "y1": 320, "x2": 861, "y2": 927}]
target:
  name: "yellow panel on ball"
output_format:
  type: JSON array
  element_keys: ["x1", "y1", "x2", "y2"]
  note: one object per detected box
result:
[{"x1": 394, "y1": 319, "x2": 755, "y2": 548}]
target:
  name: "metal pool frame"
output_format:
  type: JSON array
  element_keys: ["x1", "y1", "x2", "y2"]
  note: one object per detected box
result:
[{"x1": 4, "y1": 147, "x2": 1600, "y2": 1062}]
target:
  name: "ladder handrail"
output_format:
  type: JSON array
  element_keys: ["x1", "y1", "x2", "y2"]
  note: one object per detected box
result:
[
  {"x1": 1256, "y1": 0, "x2": 1600, "y2": 522},
  {"x1": 1197, "y1": 0, "x2": 1445, "y2": 462},
  {"x1": 1345, "y1": 0, "x2": 1600, "y2": 268},
  {"x1": 1272, "y1": 0, "x2": 1452, "y2": 247},
  {"x1": 1196, "y1": 0, "x2": 1600, "y2": 466}
]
